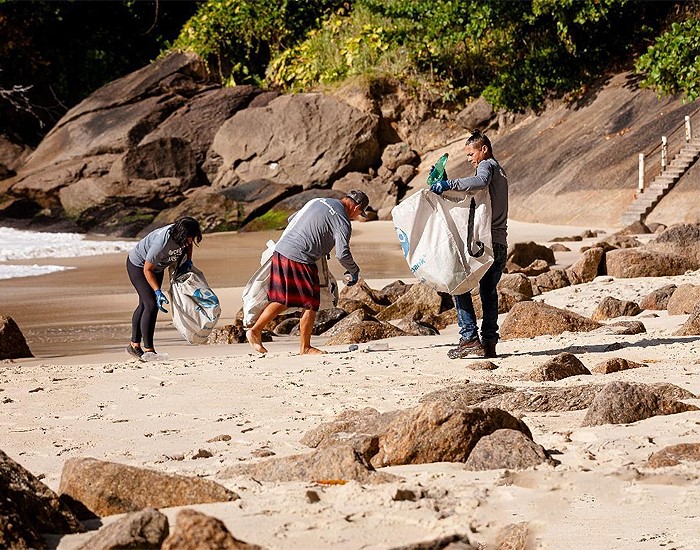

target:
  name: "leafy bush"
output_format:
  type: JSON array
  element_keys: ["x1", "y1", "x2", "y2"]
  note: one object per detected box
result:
[
  {"x1": 635, "y1": 19, "x2": 700, "y2": 102},
  {"x1": 170, "y1": 0, "x2": 337, "y2": 85}
]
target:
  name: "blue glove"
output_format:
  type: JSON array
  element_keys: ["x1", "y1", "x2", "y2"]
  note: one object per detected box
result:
[
  {"x1": 429, "y1": 179, "x2": 450, "y2": 195},
  {"x1": 344, "y1": 271, "x2": 359, "y2": 287},
  {"x1": 155, "y1": 289, "x2": 169, "y2": 313}
]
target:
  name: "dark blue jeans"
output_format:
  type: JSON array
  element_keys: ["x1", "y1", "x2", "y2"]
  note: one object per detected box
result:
[{"x1": 453, "y1": 242, "x2": 507, "y2": 343}]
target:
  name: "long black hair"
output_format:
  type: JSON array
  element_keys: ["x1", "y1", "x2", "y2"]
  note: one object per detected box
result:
[{"x1": 170, "y1": 216, "x2": 202, "y2": 246}]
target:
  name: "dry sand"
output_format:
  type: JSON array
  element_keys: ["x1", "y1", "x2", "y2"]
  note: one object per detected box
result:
[{"x1": 2, "y1": 220, "x2": 700, "y2": 549}]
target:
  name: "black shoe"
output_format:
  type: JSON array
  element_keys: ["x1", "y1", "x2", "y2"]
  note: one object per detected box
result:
[
  {"x1": 447, "y1": 338, "x2": 484, "y2": 359},
  {"x1": 483, "y1": 341, "x2": 497, "y2": 359},
  {"x1": 125, "y1": 344, "x2": 144, "y2": 359}
]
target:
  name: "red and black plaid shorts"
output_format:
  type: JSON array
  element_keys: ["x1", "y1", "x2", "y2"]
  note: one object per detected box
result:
[{"x1": 268, "y1": 252, "x2": 320, "y2": 311}]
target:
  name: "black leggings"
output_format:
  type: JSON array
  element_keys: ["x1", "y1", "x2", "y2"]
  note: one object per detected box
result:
[{"x1": 127, "y1": 258, "x2": 164, "y2": 349}]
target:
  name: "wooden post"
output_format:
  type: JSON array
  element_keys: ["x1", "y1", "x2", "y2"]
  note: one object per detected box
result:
[
  {"x1": 638, "y1": 153, "x2": 645, "y2": 192},
  {"x1": 686, "y1": 116, "x2": 692, "y2": 142},
  {"x1": 661, "y1": 136, "x2": 668, "y2": 171}
]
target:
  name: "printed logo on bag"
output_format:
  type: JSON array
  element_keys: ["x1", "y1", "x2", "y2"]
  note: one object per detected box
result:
[{"x1": 395, "y1": 227, "x2": 410, "y2": 258}]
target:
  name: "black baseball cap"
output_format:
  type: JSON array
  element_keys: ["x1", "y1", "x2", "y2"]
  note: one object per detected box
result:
[{"x1": 346, "y1": 189, "x2": 369, "y2": 218}]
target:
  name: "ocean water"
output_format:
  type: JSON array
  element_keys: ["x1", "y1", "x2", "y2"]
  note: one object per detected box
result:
[{"x1": 0, "y1": 227, "x2": 133, "y2": 280}]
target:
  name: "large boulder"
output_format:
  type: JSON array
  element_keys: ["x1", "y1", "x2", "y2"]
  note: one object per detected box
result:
[
  {"x1": 59, "y1": 457, "x2": 238, "y2": 517},
  {"x1": 500, "y1": 301, "x2": 601, "y2": 339},
  {"x1": 208, "y1": 93, "x2": 380, "y2": 190},
  {"x1": 644, "y1": 223, "x2": 700, "y2": 265},
  {"x1": 666, "y1": 284, "x2": 700, "y2": 315},
  {"x1": 0, "y1": 450, "x2": 83, "y2": 549},
  {"x1": 605, "y1": 248, "x2": 697, "y2": 278}
]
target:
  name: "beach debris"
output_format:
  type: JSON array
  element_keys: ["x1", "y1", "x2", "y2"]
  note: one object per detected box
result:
[
  {"x1": 592, "y1": 357, "x2": 648, "y2": 374},
  {"x1": 191, "y1": 449, "x2": 213, "y2": 459},
  {"x1": 666, "y1": 283, "x2": 700, "y2": 315},
  {"x1": 76, "y1": 507, "x2": 168, "y2": 550},
  {"x1": 366, "y1": 342, "x2": 390, "y2": 352},
  {"x1": 591, "y1": 296, "x2": 642, "y2": 320},
  {"x1": 141, "y1": 351, "x2": 170, "y2": 362},
  {"x1": 500, "y1": 301, "x2": 601, "y2": 339},
  {"x1": 639, "y1": 284, "x2": 677, "y2": 310},
  {"x1": 161, "y1": 508, "x2": 262, "y2": 550},
  {"x1": 647, "y1": 443, "x2": 700, "y2": 468},
  {"x1": 464, "y1": 429, "x2": 554, "y2": 471},
  {"x1": 59, "y1": 457, "x2": 238, "y2": 518},
  {"x1": 528, "y1": 352, "x2": 591, "y2": 382},
  {"x1": 0, "y1": 315, "x2": 33, "y2": 360},
  {"x1": 0, "y1": 449, "x2": 84, "y2": 549},
  {"x1": 581, "y1": 381, "x2": 699, "y2": 427}
]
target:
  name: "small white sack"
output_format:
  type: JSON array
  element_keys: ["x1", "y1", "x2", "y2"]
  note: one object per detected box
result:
[
  {"x1": 168, "y1": 265, "x2": 221, "y2": 344},
  {"x1": 241, "y1": 240, "x2": 339, "y2": 328},
  {"x1": 391, "y1": 188, "x2": 493, "y2": 295}
]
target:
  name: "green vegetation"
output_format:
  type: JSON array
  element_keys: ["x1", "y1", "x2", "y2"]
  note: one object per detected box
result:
[
  {"x1": 635, "y1": 19, "x2": 700, "y2": 102},
  {"x1": 173, "y1": 0, "x2": 694, "y2": 112},
  {"x1": 243, "y1": 209, "x2": 291, "y2": 231}
]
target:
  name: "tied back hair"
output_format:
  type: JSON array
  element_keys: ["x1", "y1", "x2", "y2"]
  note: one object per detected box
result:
[
  {"x1": 170, "y1": 216, "x2": 202, "y2": 246},
  {"x1": 466, "y1": 129, "x2": 492, "y2": 153}
]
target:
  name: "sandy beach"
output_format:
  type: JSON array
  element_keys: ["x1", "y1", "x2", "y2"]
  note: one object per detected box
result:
[{"x1": 3, "y1": 219, "x2": 700, "y2": 549}]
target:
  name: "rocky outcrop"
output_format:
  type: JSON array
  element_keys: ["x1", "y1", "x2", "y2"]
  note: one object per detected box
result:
[
  {"x1": 639, "y1": 284, "x2": 677, "y2": 310},
  {"x1": 591, "y1": 296, "x2": 642, "y2": 321},
  {"x1": 464, "y1": 429, "x2": 552, "y2": 471},
  {"x1": 162, "y1": 509, "x2": 262, "y2": 550},
  {"x1": 77, "y1": 508, "x2": 168, "y2": 550},
  {"x1": 605, "y1": 248, "x2": 697, "y2": 278},
  {"x1": 666, "y1": 284, "x2": 700, "y2": 315},
  {"x1": 674, "y1": 302, "x2": 700, "y2": 336},
  {"x1": 528, "y1": 352, "x2": 591, "y2": 382}
]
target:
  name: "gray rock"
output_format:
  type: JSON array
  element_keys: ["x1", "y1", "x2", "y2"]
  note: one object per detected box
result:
[
  {"x1": 581, "y1": 381, "x2": 699, "y2": 426},
  {"x1": 381, "y1": 142, "x2": 420, "y2": 171},
  {"x1": 464, "y1": 429, "x2": 550, "y2": 471},
  {"x1": 223, "y1": 444, "x2": 396, "y2": 484},
  {"x1": 371, "y1": 402, "x2": 532, "y2": 467}
]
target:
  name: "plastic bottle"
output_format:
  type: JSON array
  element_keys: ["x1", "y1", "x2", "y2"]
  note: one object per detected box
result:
[
  {"x1": 348, "y1": 344, "x2": 359, "y2": 352},
  {"x1": 141, "y1": 351, "x2": 170, "y2": 362},
  {"x1": 366, "y1": 342, "x2": 389, "y2": 352},
  {"x1": 426, "y1": 153, "x2": 449, "y2": 187}
]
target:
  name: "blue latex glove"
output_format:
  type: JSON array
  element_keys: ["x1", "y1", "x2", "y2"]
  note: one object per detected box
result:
[
  {"x1": 155, "y1": 289, "x2": 169, "y2": 313},
  {"x1": 343, "y1": 271, "x2": 359, "y2": 287},
  {"x1": 429, "y1": 179, "x2": 450, "y2": 195}
]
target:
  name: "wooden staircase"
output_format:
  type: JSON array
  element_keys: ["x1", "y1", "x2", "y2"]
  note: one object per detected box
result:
[{"x1": 620, "y1": 137, "x2": 700, "y2": 226}]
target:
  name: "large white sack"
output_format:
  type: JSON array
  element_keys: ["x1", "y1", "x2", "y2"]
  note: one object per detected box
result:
[
  {"x1": 168, "y1": 265, "x2": 221, "y2": 344},
  {"x1": 391, "y1": 188, "x2": 493, "y2": 295},
  {"x1": 241, "y1": 240, "x2": 338, "y2": 328}
]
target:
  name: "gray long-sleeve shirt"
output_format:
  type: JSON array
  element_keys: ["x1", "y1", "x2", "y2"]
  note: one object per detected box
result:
[
  {"x1": 275, "y1": 198, "x2": 360, "y2": 276},
  {"x1": 445, "y1": 157, "x2": 509, "y2": 246}
]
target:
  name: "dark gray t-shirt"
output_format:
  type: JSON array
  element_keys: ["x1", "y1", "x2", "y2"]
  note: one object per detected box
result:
[
  {"x1": 127, "y1": 224, "x2": 186, "y2": 271},
  {"x1": 275, "y1": 198, "x2": 359, "y2": 276},
  {"x1": 446, "y1": 157, "x2": 509, "y2": 246}
]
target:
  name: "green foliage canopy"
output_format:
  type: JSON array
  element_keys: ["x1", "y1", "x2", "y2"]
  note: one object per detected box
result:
[{"x1": 635, "y1": 19, "x2": 700, "y2": 102}]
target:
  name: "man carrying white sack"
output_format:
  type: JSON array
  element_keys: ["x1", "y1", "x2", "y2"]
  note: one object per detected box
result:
[
  {"x1": 246, "y1": 190, "x2": 368, "y2": 355},
  {"x1": 430, "y1": 130, "x2": 509, "y2": 359}
]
